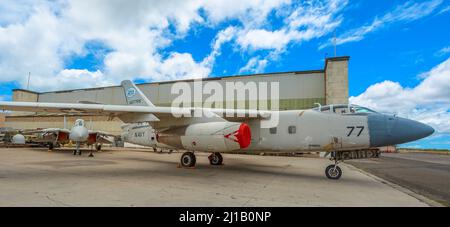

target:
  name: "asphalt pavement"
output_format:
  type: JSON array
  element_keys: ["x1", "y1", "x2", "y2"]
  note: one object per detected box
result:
[{"x1": 348, "y1": 152, "x2": 450, "y2": 206}]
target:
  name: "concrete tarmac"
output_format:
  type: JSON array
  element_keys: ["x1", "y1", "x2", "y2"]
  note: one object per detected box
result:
[
  {"x1": 349, "y1": 153, "x2": 450, "y2": 206},
  {"x1": 0, "y1": 148, "x2": 429, "y2": 207}
]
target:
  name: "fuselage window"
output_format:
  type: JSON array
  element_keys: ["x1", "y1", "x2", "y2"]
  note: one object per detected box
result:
[
  {"x1": 288, "y1": 126, "x2": 296, "y2": 134},
  {"x1": 269, "y1": 127, "x2": 277, "y2": 134}
]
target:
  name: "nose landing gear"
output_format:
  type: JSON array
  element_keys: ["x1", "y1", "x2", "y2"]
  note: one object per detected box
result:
[
  {"x1": 325, "y1": 164, "x2": 342, "y2": 180},
  {"x1": 73, "y1": 142, "x2": 82, "y2": 156},
  {"x1": 325, "y1": 151, "x2": 343, "y2": 180}
]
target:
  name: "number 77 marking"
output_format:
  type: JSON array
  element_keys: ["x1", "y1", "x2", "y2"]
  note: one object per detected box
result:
[{"x1": 347, "y1": 126, "x2": 365, "y2": 137}]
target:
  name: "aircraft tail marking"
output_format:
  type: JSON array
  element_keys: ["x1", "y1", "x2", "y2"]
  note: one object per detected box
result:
[{"x1": 121, "y1": 80, "x2": 155, "y2": 107}]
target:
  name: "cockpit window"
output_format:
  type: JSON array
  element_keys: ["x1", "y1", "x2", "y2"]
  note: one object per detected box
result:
[
  {"x1": 314, "y1": 104, "x2": 378, "y2": 115},
  {"x1": 351, "y1": 106, "x2": 378, "y2": 114},
  {"x1": 75, "y1": 119, "x2": 85, "y2": 127}
]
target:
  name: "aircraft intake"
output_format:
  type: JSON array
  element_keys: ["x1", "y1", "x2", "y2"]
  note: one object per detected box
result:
[{"x1": 157, "y1": 122, "x2": 251, "y2": 152}]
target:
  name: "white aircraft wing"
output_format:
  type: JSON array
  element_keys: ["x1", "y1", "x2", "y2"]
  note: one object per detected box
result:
[
  {"x1": 0, "y1": 80, "x2": 272, "y2": 128},
  {"x1": 0, "y1": 101, "x2": 271, "y2": 120},
  {"x1": 0, "y1": 101, "x2": 162, "y2": 114}
]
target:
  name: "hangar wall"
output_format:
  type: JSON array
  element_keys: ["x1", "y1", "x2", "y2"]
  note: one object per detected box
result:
[
  {"x1": 35, "y1": 71, "x2": 326, "y2": 110},
  {"x1": 0, "y1": 113, "x2": 5, "y2": 128},
  {"x1": 6, "y1": 56, "x2": 350, "y2": 134}
]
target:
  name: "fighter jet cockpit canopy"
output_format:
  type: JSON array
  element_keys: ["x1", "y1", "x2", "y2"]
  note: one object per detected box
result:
[
  {"x1": 313, "y1": 104, "x2": 378, "y2": 115},
  {"x1": 74, "y1": 119, "x2": 85, "y2": 127}
]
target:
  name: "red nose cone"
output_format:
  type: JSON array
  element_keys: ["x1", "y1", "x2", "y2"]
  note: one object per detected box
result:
[{"x1": 236, "y1": 123, "x2": 251, "y2": 149}]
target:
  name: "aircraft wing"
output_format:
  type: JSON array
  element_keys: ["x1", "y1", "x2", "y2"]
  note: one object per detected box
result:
[
  {"x1": 0, "y1": 101, "x2": 160, "y2": 114},
  {"x1": 89, "y1": 130, "x2": 117, "y2": 137},
  {"x1": 0, "y1": 101, "x2": 271, "y2": 120},
  {"x1": 22, "y1": 128, "x2": 71, "y2": 135},
  {"x1": 0, "y1": 80, "x2": 272, "y2": 129}
]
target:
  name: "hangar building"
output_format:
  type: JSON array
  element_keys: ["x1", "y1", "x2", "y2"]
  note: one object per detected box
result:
[{"x1": 5, "y1": 56, "x2": 349, "y2": 134}]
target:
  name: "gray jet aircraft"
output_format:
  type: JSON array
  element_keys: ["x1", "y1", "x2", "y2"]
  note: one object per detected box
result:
[{"x1": 26, "y1": 118, "x2": 113, "y2": 156}]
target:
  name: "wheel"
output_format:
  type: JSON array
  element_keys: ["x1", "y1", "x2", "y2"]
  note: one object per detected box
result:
[
  {"x1": 325, "y1": 165, "x2": 342, "y2": 180},
  {"x1": 209, "y1": 153, "x2": 223, "y2": 165},
  {"x1": 96, "y1": 144, "x2": 102, "y2": 151},
  {"x1": 180, "y1": 152, "x2": 196, "y2": 167},
  {"x1": 48, "y1": 143, "x2": 54, "y2": 150}
]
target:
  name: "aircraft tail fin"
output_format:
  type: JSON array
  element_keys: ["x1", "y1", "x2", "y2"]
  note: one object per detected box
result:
[{"x1": 121, "y1": 80, "x2": 155, "y2": 107}]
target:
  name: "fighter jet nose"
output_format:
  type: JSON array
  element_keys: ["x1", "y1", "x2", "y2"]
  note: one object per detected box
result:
[
  {"x1": 69, "y1": 127, "x2": 89, "y2": 142},
  {"x1": 391, "y1": 117, "x2": 434, "y2": 144}
]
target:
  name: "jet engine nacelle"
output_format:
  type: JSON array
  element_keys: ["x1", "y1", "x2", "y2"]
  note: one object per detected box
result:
[{"x1": 158, "y1": 122, "x2": 251, "y2": 152}]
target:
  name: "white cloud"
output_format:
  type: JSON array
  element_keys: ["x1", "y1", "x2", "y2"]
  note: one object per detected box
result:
[
  {"x1": 202, "y1": 26, "x2": 238, "y2": 68},
  {"x1": 239, "y1": 57, "x2": 268, "y2": 74},
  {"x1": 30, "y1": 69, "x2": 111, "y2": 92},
  {"x1": 436, "y1": 46, "x2": 450, "y2": 56},
  {"x1": 350, "y1": 57, "x2": 450, "y2": 134},
  {"x1": 236, "y1": 0, "x2": 347, "y2": 72},
  {"x1": 202, "y1": 0, "x2": 291, "y2": 27},
  {"x1": 437, "y1": 5, "x2": 450, "y2": 15},
  {"x1": 238, "y1": 0, "x2": 346, "y2": 51},
  {"x1": 320, "y1": 0, "x2": 443, "y2": 49},
  {"x1": 237, "y1": 29, "x2": 292, "y2": 51},
  {"x1": 0, "y1": 0, "x2": 350, "y2": 91},
  {"x1": 158, "y1": 53, "x2": 211, "y2": 81}
]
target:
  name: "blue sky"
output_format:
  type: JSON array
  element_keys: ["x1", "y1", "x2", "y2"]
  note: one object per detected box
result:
[{"x1": 0, "y1": 0, "x2": 449, "y2": 149}]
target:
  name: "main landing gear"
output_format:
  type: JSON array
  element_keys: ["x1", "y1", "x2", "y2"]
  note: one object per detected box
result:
[
  {"x1": 208, "y1": 152, "x2": 223, "y2": 166},
  {"x1": 89, "y1": 143, "x2": 102, "y2": 158},
  {"x1": 180, "y1": 152, "x2": 196, "y2": 167},
  {"x1": 179, "y1": 152, "x2": 224, "y2": 168},
  {"x1": 325, "y1": 151, "x2": 343, "y2": 180}
]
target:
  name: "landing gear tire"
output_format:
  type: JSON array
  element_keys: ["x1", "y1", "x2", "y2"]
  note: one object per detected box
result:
[
  {"x1": 325, "y1": 165, "x2": 342, "y2": 180},
  {"x1": 181, "y1": 152, "x2": 196, "y2": 168},
  {"x1": 95, "y1": 144, "x2": 102, "y2": 151},
  {"x1": 209, "y1": 153, "x2": 223, "y2": 166},
  {"x1": 48, "y1": 143, "x2": 54, "y2": 151}
]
